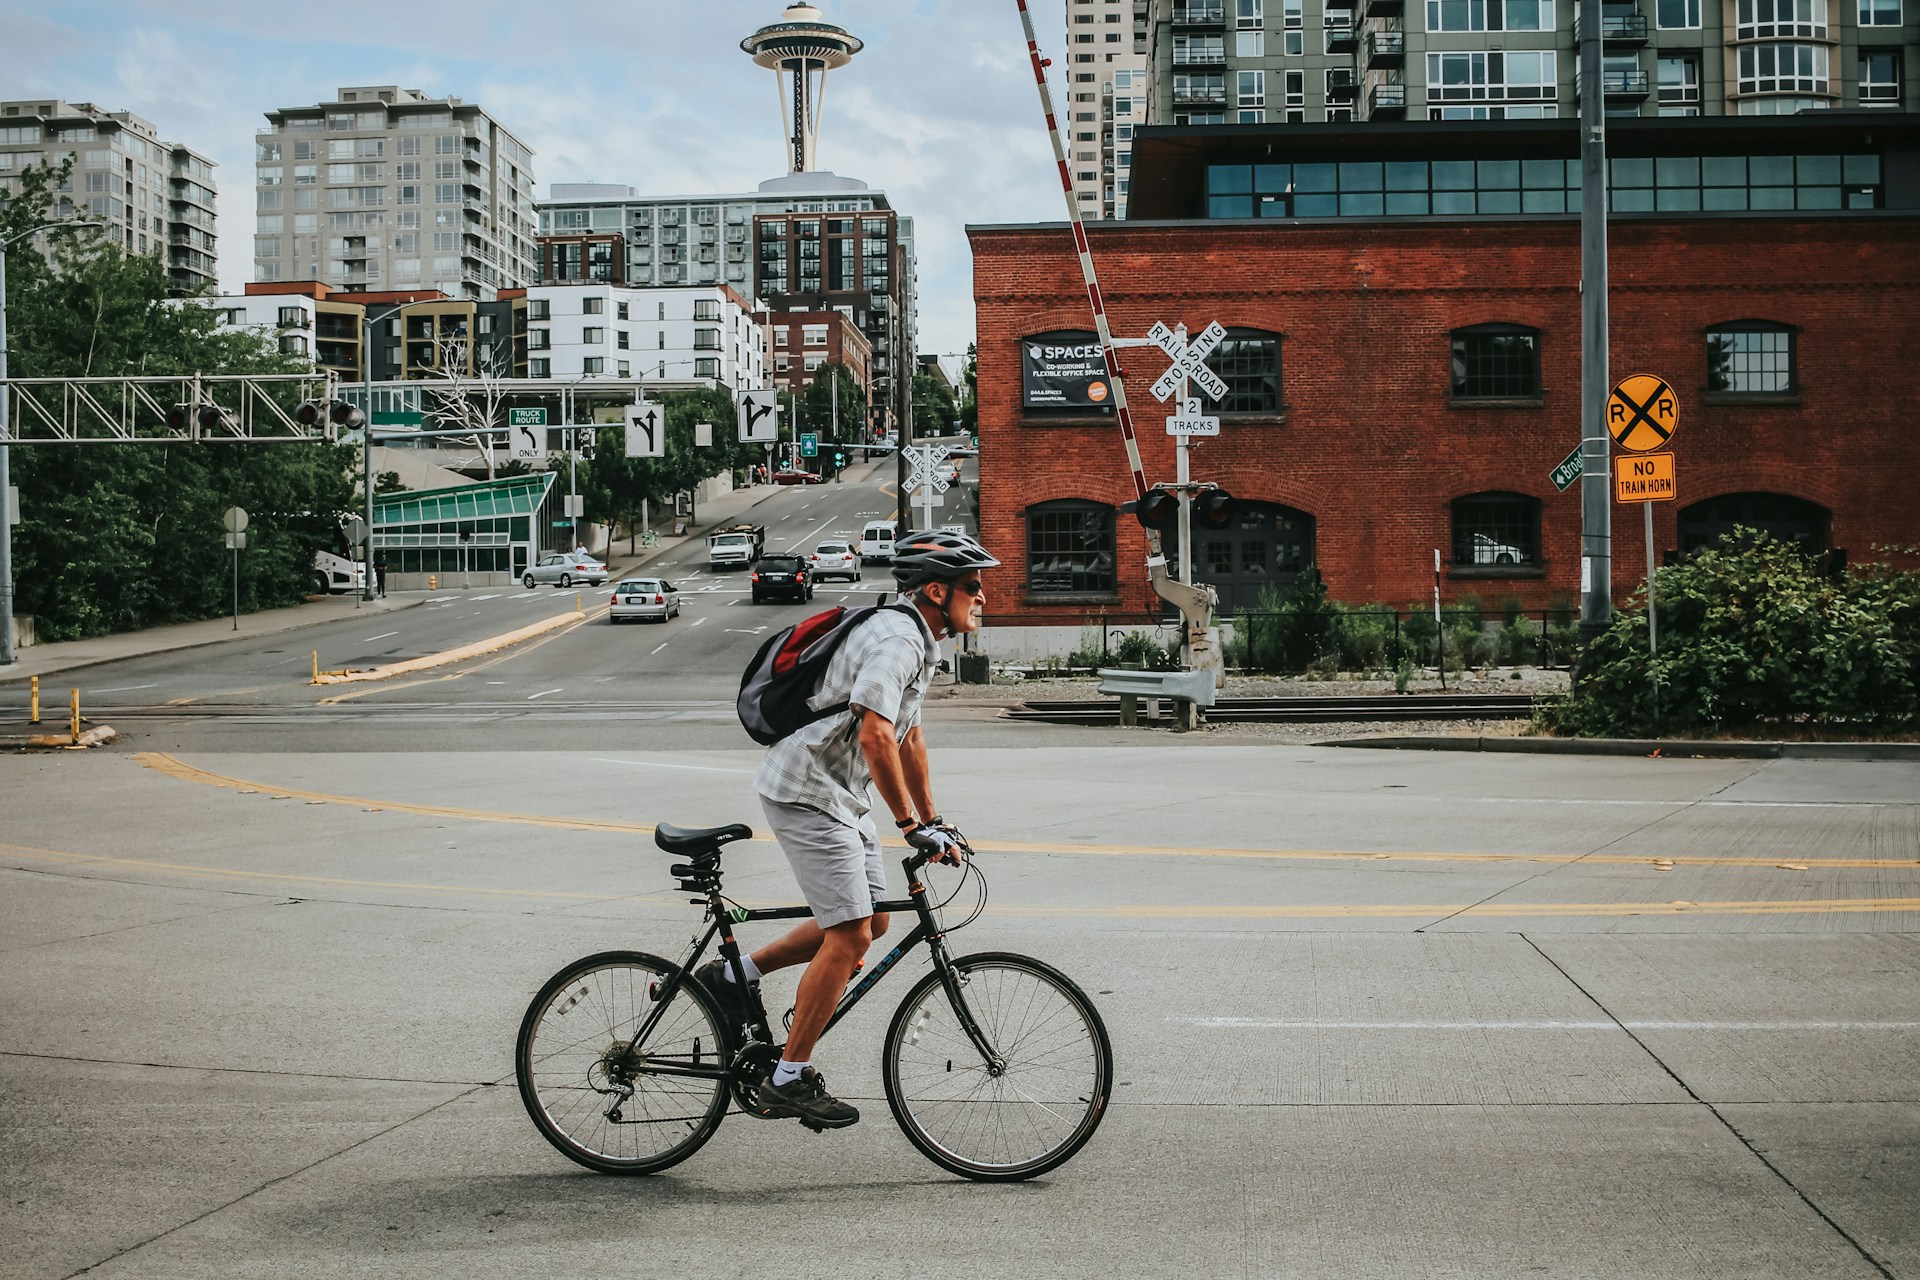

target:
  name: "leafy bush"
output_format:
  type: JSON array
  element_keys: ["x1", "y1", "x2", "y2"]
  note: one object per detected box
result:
[
  {"x1": 1499, "y1": 616, "x2": 1539, "y2": 665},
  {"x1": 1537, "y1": 529, "x2": 1920, "y2": 737},
  {"x1": 1335, "y1": 608, "x2": 1395, "y2": 671},
  {"x1": 1113, "y1": 629, "x2": 1177, "y2": 670}
]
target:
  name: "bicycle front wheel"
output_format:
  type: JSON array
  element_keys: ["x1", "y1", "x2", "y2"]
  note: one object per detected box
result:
[
  {"x1": 882, "y1": 952, "x2": 1113, "y2": 1181},
  {"x1": 516, "y1": 950, "x2": 730, "y2": 1175}
]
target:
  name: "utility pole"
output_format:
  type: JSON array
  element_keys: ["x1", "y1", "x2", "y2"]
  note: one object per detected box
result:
[{"x1": 1577, "y1": 0, "x2": 1613, "y2": 642}]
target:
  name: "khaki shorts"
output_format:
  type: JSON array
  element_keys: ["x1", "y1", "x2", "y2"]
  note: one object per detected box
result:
[{"x1": 758, "y1": 797, "x2": 887, "y2": 928}]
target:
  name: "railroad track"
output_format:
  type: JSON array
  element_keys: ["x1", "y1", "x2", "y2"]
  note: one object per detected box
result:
[{"x1": 1002, "y1": 693, "x2": 1536, "y2": 726}]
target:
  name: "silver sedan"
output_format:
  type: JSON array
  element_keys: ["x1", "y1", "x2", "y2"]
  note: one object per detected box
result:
[
  {"x1": 610, "y1": 577, "x2": 681, "y2": 623},
  {"x1": 524, "y1": 552, "x2": 607, "y2": 588}
]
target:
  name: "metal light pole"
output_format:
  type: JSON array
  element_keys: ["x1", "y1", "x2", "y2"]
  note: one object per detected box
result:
[
  {"x1": 1, "y1": 219, "x2": 103, "y2": 664},
  {"x1": 1577, "y1": 0, "x2": 1613, "y2": 641},
  {"x1": 360, "y1": 298, "x2": 437, "y2": 603}
]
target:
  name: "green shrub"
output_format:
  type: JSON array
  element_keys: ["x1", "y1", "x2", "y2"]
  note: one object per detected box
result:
[
  {"x1": 1499, "y1": 616, "x2": 1538, "y2": 665},
  {"x1": 1335, "y1": 608, "x2": 1394, "y2": 670},
  {"x1": 1066, "y1": 628, "x2": 1105, "y2": 670},
  {"x1": 1114, "y1": 629, "x2": 1177, "y2": 670},
  {"x1": 1402, "y1": 606, "x2": 1438, "y2": 663},
  {"x1": 1538, "y1": 528, "x2": 1920, "y2": 737}
]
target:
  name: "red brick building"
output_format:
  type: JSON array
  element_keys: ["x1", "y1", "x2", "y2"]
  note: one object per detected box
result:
[
  {"x1": 767, "y1": 309, "x2": 875, "y2": 406},
  {"x1": 969, "y1": 115, "x2": 1920, "y2": 635}
]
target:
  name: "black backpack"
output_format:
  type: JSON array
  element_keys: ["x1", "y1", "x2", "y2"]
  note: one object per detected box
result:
[{"x1": 737, "y1": 603, "x2": 917, "y2": 746}]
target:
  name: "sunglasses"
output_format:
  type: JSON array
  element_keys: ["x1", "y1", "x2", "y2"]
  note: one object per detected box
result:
[{"x1": 948, "y1": 579, "x2": 985, "y2": 596}]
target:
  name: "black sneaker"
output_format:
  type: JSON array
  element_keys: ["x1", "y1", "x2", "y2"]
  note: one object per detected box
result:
[
  {"x1": 754, "y1": 1066, "x2": 860, "y2": 1129},
  {"x1": 692, "y1": 959, "x2": 755, "y2": 1044}
]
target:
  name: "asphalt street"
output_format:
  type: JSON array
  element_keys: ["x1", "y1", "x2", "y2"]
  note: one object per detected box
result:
[{"x1": 3, "y1": 461, "x2": 1917, "y2": 1279}]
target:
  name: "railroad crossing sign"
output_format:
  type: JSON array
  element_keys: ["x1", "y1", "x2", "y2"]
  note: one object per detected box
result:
[
  {"x1": 1166, "y1": 397, "x2": 1221, "y2": 437},
  {"x1": 1614, "y1": 451, "x2": 1678, "y2": 503},
  {"x1": 1608, "y1": 374, "x2": 1679, "y2": 452},
  {"x1": 508, "y1": 407, "x2": 547, "y2": 462},
  {"x1": 1147, "y1": 320, "x2": 1229, "y2": 403},
  {"x1": 905, "y1": 443, "x2": 952, "y2": 495},
  {"x1": 624, "y1": 399, "x2": 664, "y2": 458}
]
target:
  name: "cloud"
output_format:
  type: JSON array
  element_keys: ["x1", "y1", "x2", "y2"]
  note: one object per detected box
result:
[{"x1": 21, "y1": 0, "x2": 1083, "y2": 354}]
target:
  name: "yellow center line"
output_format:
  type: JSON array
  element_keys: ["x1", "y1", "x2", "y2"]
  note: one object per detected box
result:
[{"x1": 131, "y1": 753, "x2": 1920, "y2": 872}]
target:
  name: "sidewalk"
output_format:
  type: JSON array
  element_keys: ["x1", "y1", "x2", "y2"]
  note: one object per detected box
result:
[{"x1": 0, "y1": 464, "x2": 871, "y2": 686}]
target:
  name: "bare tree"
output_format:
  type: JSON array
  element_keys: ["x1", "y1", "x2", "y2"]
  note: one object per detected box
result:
[{"x1": 420, "y1": 328, "x2": 515, "y2": 479}]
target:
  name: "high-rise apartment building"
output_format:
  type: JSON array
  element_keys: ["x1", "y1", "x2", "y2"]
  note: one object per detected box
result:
[
  {"x1": 539, "y1": 173, "x2": 917, "y2": 434},
  {"x1": 1141, "y1": 0, "x2": 1916, "y2": 127},
  {"x1": 0, "y1": 99, "x2": 217, "y2": 294},
  {"x1": 253, "y1": 86, "x2": 537, "y2": 300},
  {"x1": 1065, "y1": 0, "x2": 1152, "y2": 218}
]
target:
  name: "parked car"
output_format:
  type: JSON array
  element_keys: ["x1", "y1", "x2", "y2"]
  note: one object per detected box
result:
[
  {"x1": 752, "y1": 553, "x2": 814, "y2": 603},
  {"x1": 609, "y1": 577, "x2": 680, "y2": 623},
  {"x1": 860, "y1": 519, "x2": 897, "y2": 565},
  {"x1": 810, "y1": 540, "x2": 861, "y2": 582},
  {"x1": 524, "y1": 552, "x2": 607, "y2": 588},
  {"x1": 1469, "y1": 533, "x2": 1527, "y2": 566},
  {"x1": 772, "y1": 468, "x2": 823, "y2": 485}
]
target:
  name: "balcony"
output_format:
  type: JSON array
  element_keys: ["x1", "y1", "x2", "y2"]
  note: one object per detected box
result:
[
  {"x1": 1326, "y1": 17, "x2": 1358, "y2": 50},
  {"x1": 1368, "y1": 82, "x2": 1408, "y2": 116},
  {"x1": 1172, "y1": 85, "x2": 1230, "y2": 107},
  {"x1": 1327, "y1": 70, "x2": 1358, "y2": 102},
  {"x1": 1602, "y1": 69, "x2": 1651, "y2": 99},
  {"x1": 1575, "y1": 9, "x2": 1651, "y2": 43},
  {"x1": 1171, "y1": 2, "x2": 1226, "y2": 24},
  {"x1": 1367, "y1": 29, "x2": 1405, "y2": 66},
  {"x1": 1172, "y1": 45, "x2": 1228, "y2": 65},
  {"x1": 1364, "y1": 0, "x2": 1404, "y2": 16}
]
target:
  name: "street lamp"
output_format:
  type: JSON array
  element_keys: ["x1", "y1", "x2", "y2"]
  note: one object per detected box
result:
[
  {"x1": 359, "y1": 298, "x2": 440, "y2": 603},
  {"x1": 1, "y1": 218, "x2": 104, "y2": 665}
]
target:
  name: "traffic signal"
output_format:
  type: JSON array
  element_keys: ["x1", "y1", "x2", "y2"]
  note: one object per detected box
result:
[
  {"x1": 197, "y1": 405, "x2": 232, "y2": 432},
  {"x1": 166, "y1": 403, "x2": 192, "y2": 433},
  {"x1": 329, "y1": 399, "x2": 365, "y2": 429},
  {"x1": 1194, "y1": 487, "x2": 1236, "y2": 530},
  {"x1": 1135, "y1": 489, "x2": 1179, "y2": 530}
]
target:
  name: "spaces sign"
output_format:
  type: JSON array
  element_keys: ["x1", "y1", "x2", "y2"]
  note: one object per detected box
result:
[{"x1": 1021, "y1": 331, "x2": 1110, "y2": 410}]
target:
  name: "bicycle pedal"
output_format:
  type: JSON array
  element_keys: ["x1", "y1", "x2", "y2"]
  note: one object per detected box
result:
[{"x1": 800, "y1": 1119, "x2": 827, "y2": 1134}]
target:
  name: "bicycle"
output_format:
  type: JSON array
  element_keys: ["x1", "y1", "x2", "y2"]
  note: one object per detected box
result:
[
  {"x1": 515, "y1": 821, "x2": 1113, "y2": 1182},
  {"x1": 639, "y1": 529, "x2": 660, "y2": 548}
]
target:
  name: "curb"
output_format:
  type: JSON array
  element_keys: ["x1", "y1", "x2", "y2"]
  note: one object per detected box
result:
[
  {"x1": 0, "y1": 596, "x2": 429, "y2": 685},
  {"x1": 311, "y1": 608, "x2": 587, "y2": 684},
  {"x1": 1323, "y1": 735, "x2": 1920, "y2": 762}
]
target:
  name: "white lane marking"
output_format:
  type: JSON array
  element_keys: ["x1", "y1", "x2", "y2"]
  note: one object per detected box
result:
[
  {"x1": 426, "y1": 596, "x2": 458, "y2": 603},
  {"x1": 527, "y1": 688, "x2": 563, "y2": 700},
  {"x1": 471, "y1": 593, "x2": 502, "y2": 601},
  {"x1": 361, "y1": 632, "x2": 399, "y2": 642},
  {"x1": 650, "y1": 642, "x2": 670, "y2": 655},
  {"x1": 725, "y1": 627, "x2": 770, "y2": 635},
  {"x1": 1465, "y1": 797, "x2": 1908, "y2": 811},
  {"x1": 92, "y1": 683, "x2": 159, "y2": 693},
  {"x1": 690, "y1": 616, "x2": 707, "y2": 627},
  {"x1": 592, "y1": 757, "x2": 755, "y2": 775},
  {"x1": 1178, "y1": 1017, "x2": 1920, "y2": 1032}
]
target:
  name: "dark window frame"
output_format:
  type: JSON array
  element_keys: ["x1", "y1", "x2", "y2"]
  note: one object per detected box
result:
[
  {"x1": 1449, "y1": 491, "x2": 1544, "y2": 573},
  {"x1": 1451, "y1": 323, "x2": 1542, "y2": 401},
  {"x1": 1706, "y1": 320, "x2": 1798, "y2": 396},
  {"x1": 1025, "y1": 499, "x2": 1120, "y2": 599},
  {"x1": 1206, "y1": 327, "x2": 1285, "y2": 415}
]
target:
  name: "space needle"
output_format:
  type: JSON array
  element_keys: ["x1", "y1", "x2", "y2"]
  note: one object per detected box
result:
[{"x1": 741, "y1": 3, "x2": 864, "y2": 175}]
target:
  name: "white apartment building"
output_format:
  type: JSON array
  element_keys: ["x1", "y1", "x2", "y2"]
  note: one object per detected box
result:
[
  {"x1": 0, "y1": 99, "x2": 217, "y2": 293},
  {"x1": 523, "y1": 284, "x2": 769, "y2": 393},
  {"x1": 1065, "y1": 0, "x2": 1152, "y2": 218},
  {"x1": 254, "y1": 86, "x2": 537, "y2": 299}
]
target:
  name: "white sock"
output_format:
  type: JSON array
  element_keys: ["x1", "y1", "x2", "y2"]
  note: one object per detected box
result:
[
  {"x1": 773, "y1": 1058, "x2": 807, "y2": 1087},
  {"x1": 724, "y1": 954, "x2": 761, "y2": 984}
]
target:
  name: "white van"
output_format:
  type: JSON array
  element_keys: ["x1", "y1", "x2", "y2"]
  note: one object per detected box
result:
[{"x1": 860, "y1": 519, "x2": 897, "y2": 566}]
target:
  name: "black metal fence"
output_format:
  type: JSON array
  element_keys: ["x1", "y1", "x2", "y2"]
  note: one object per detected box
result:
[{"x1": 1229, "y1": 608, "x2": 1582, "y2": 674}]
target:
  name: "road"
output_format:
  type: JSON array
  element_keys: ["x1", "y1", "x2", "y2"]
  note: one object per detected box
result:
[{"x1": 3, "y1": 459, "x2": 1918, "y2": 1278}]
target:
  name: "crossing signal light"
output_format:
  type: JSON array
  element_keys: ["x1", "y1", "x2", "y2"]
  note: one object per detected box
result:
[
  {"x1": 1135, "y1": 489, "x2": 1179, "y2": 530},
  {"x1": 166, "y1": 403, "x2": 192, "y2": 432},
  {"x1": 295, "y1": 399, "x2": 365, "y2": 432},
  {"x1": 1194, "y1": 487, "x2": 1236, "y2": 530},
  {"x1": 330, "y1": 399, "x2": 364, "y2": 428},
  {"x1": 198, "y1": 405, "x2": 231, "y2": 432}
]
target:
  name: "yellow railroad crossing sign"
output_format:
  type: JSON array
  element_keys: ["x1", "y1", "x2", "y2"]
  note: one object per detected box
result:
[
  {"x1": 1615, "y1": 451, "x2": 1677, "y2": 503},
  {"x1": 1608, "y1": 374, "x2": 1679, "y2": 452}
]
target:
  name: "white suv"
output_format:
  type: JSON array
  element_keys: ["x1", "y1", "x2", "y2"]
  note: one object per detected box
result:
[{"x1": 811, "y1": 540, "x2": 861, "y2": 582}]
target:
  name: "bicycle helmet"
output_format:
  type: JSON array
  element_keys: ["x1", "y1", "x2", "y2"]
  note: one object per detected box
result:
[{"x1": 891, "y1": 529, "x2": 1000, "y2": 591}]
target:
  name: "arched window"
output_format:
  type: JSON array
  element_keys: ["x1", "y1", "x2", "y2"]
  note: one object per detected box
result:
[
  {"x1": 1450, "y1": 323, "x2": 1541, "y2": 399},
  {"x1": 1026, "y1": 500, "x2": 1118, "y2": 596},
  {"x1": 1707, "y1": 320, "x2": 1796, "y2": 394},
  {"x1": 1678, "y1": 492, "x2": 1827, "y2": 555},
  {"x1": 1451, "y1": 492, "x2": 1542, "y2": 567},
  {"x1": 1204, "y1": 328, "x2": 1284, "y2": 413}
]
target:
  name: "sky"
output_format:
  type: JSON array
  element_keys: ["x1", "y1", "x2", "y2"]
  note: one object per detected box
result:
[{"x1": 6, "y1": 0, "x2": 1083, "y2": 359}]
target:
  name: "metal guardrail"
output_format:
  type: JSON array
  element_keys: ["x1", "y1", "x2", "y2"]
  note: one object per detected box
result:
[{"x1": 1006, "y1": 693, "x2": 1535, "y2": 726}]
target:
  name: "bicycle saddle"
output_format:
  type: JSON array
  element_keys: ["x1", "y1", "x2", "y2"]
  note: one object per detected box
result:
[{"x1": 654, "y1": 822, "x2": 754, "y2": 856}]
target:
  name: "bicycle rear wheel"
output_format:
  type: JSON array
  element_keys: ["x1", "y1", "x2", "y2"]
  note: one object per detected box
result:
[
  {"x1": 882, "y1": 951, "x2": 1112, "y2": 1181},
  {"x1": 516, "y1": 950, "x2": 730, "y2": 1175}
]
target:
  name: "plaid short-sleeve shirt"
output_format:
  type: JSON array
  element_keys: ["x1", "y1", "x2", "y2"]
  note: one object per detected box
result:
[{"x1": 754, "y1": 605, "x2": 939, "y2": 829}]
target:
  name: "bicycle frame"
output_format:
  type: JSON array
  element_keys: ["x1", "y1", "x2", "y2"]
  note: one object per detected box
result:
[{"x1": 625, "y1": 849, "x2": 1005, "y2": 1081}]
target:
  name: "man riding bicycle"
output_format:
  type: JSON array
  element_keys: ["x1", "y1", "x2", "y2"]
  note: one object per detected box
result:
[{"x1": 699, "y1": 529, "x2": 998, "y2": 1129}]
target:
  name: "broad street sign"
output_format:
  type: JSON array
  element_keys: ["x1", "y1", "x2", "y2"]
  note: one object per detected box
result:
[
  {"x1": 1607, "y1": 375, "x2": 1679, "y2": 452},
  {"x1": 1166, "y1": 397, "x2": 1221, "y2": 437},
  {"x1": 1614, "y1": 451, "x2": 1678, "y2": 503},
  {"x1": 508, "y1": 407, "x2": 547, "y2": 462},
  {"x1": 1550, "y1": 445, "x2": 1584, "y2": 492}
]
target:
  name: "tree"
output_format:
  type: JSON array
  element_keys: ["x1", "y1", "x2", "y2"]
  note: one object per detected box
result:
[
  {"x1": 5, "y1": 162, "x2": 356, "y2": 639},
  {"x1": 582, "y1": 386, "x2": 745, "y2": 547},
  {"x1": 958, "y1": 342, "x2": 978, "y2": 436},
  {"x1": 420, "y1": 330, "x2": 511, "y2": 479},
  {"x1": 799, "y1": 363, "x2": 867, "y2": 446},
  {"x1": 912, "y1": 365, "x2": 960, "y2": 437}
]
